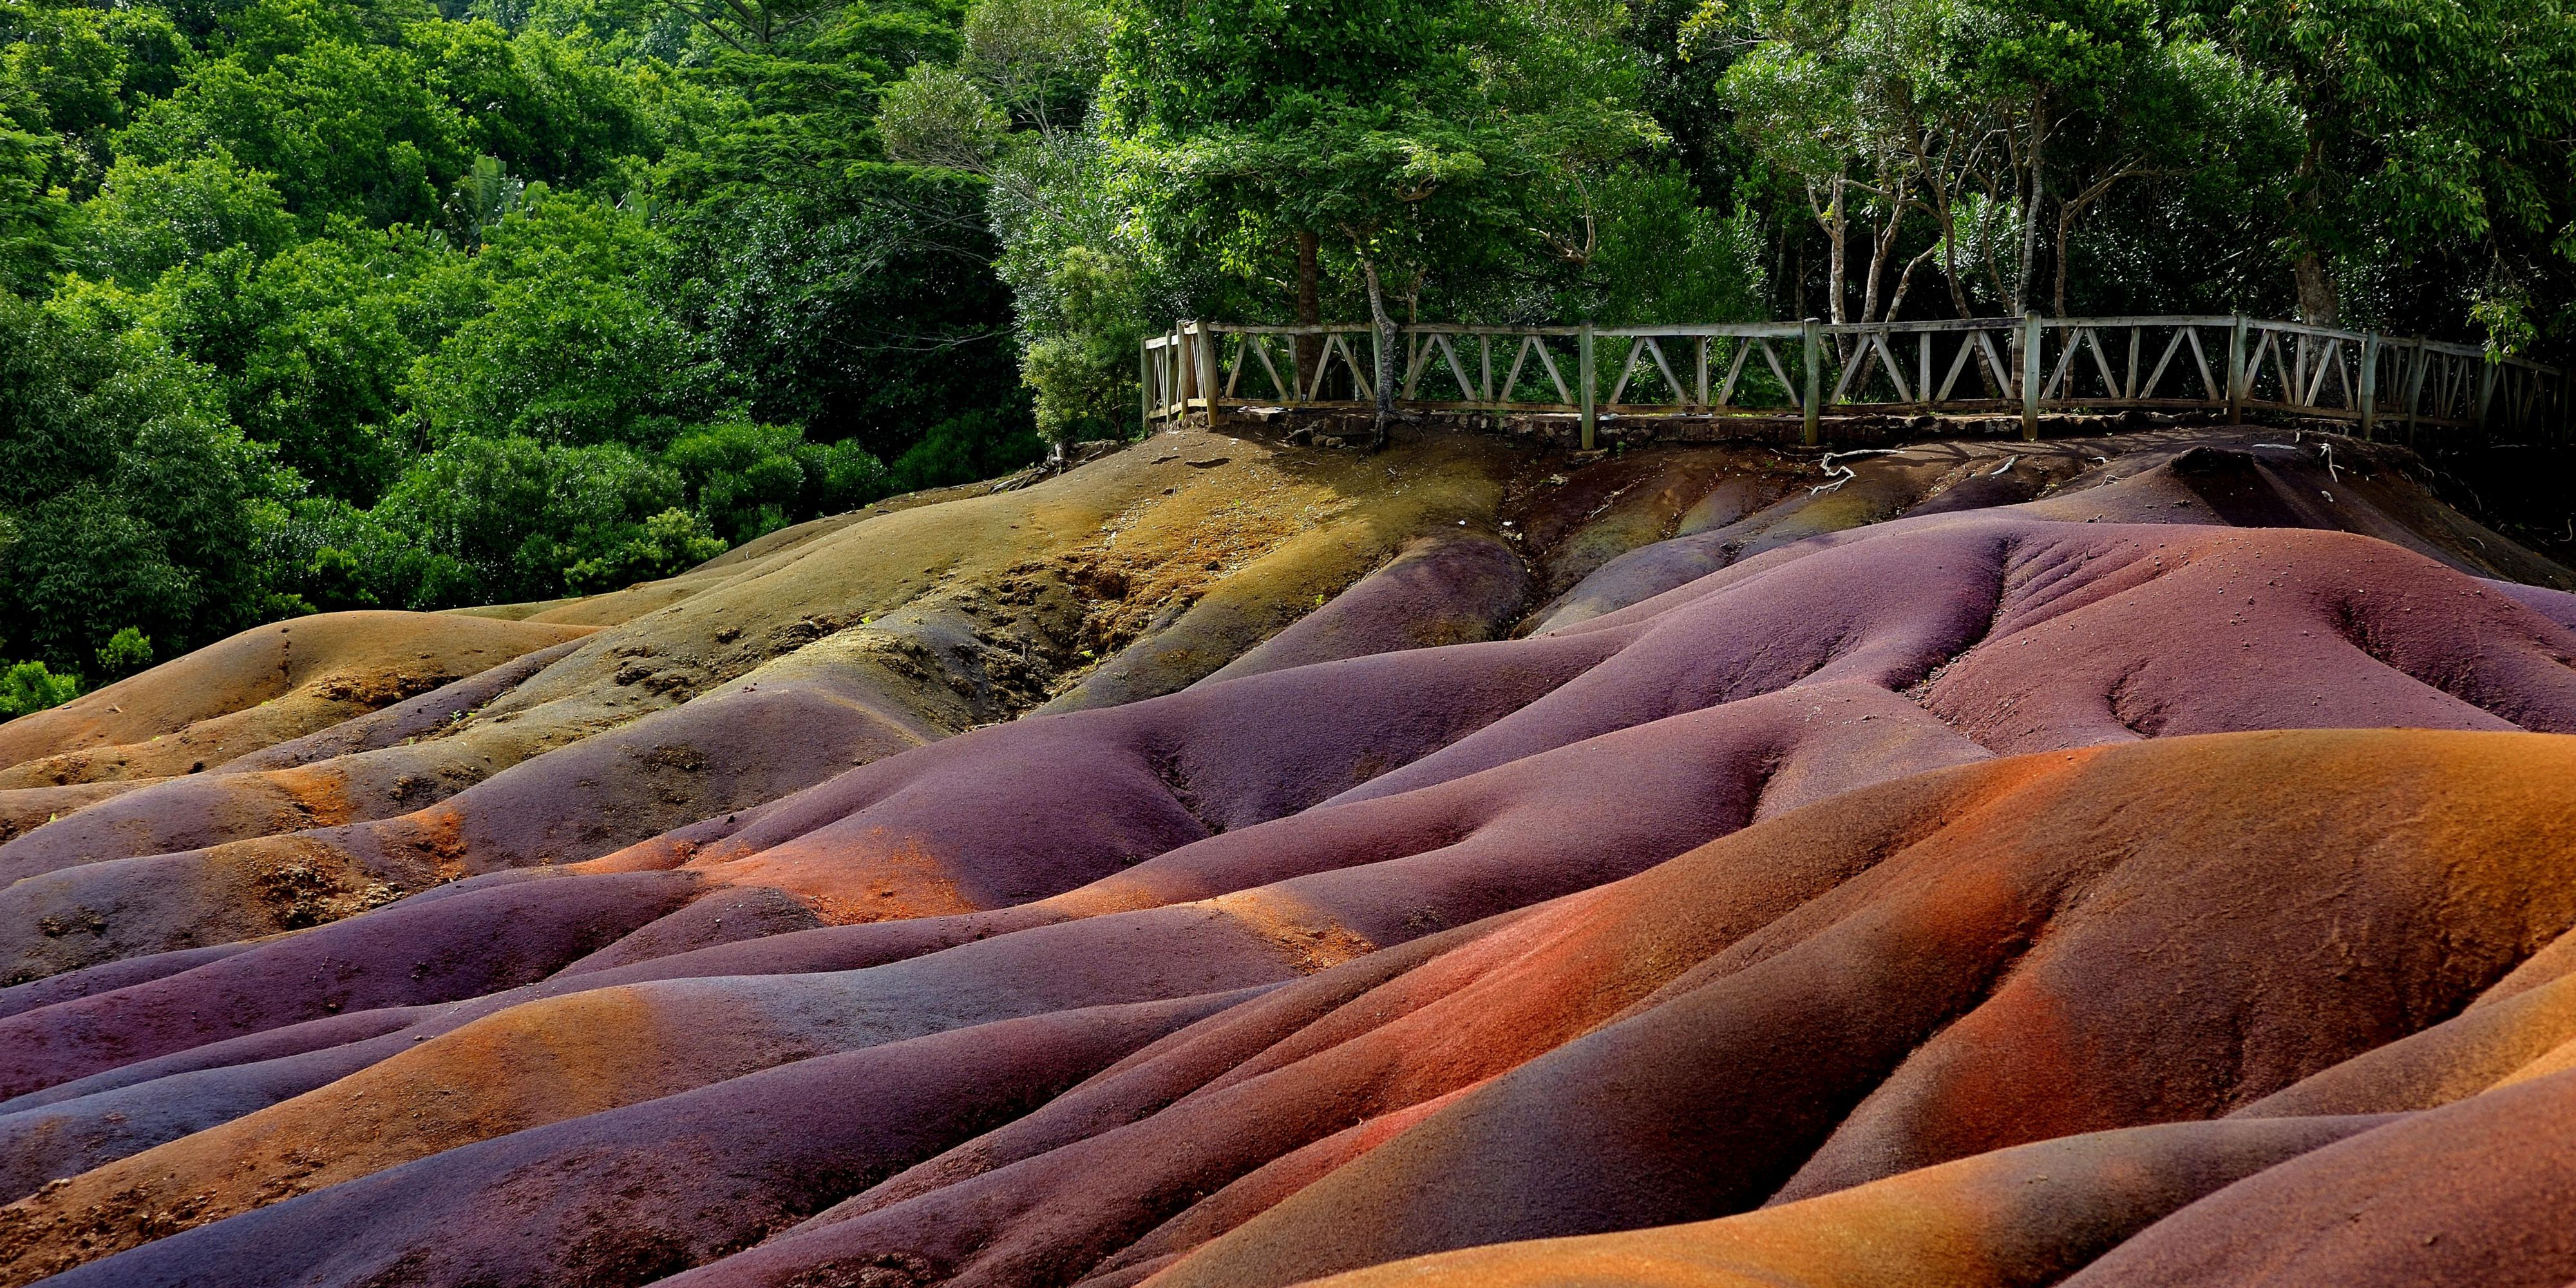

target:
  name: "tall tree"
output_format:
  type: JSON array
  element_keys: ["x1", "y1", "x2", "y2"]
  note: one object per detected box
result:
[
  {"x1": 2215, "y1": 0, "x2": 2576, "y2": 332},
  {"x1": 1714, "y1": 0, "x2": 2285, "y2": 321},
  {"x1": 1106, "y1": 0, "x2": 1662, "y2": 444}
]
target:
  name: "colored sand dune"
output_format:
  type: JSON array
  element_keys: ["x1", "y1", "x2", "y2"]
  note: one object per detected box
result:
[{"x1": 0, "y1": 425, "x2": 2571, "y2": 1287}]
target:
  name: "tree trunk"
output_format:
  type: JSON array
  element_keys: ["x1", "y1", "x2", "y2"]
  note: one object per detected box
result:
[
  {"x1": 2294, "y1": 252, "x2": 2338, "y2": 326},
  {"x1": 1824, "y1": 178, "x2": 1849, "y2": 325},
  {"x1": 2053, "y1": 198, "x2": 2076, "y2": 317},
  {"x1": 1294, "y1": 231, "x2": 1320, "y2": 393},
  {"x1": 2013, "y1": 105, "x2": 2047, "y2": 316},
  {"x1": 1360, "y1": 256, "x2": 1397, "y2": 451},
  {"x1": 1859, "y1": 214, "x2": 1886, "y2": 325},
  {"x1": 1936, "y1": 200, "x2": 1974, "y2": 318},
  {"x1": 2288, "y1": 131, "x2": 2338, "y2": 328},
  {"x1": 1859, "y1": 175, "x2": 1906, "y2": 325}
]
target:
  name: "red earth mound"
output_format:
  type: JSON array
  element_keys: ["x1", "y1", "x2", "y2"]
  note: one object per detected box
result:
[{"x1": 0, "y1": 426, "x2": 2571, "y2": 1287}]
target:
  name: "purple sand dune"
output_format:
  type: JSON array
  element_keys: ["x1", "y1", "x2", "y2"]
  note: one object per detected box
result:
[
  {"x1": 39, "y1": 992, "x2": 1264, "y2": 1288},
  {"x1": 0, "y1": 944, "x2": 252, "y2": 1022},
  {"x1": 2064, "y1": 1065, "x2": 2576, "y2": 1287},
  {"x1": 1198, "y1": 535, "x2": 1530, "y2": 685},
  {"x1": 6, "y1": 437, "x2": 2576, "y2": 1288},
  {"x1": 0, "y1": 668, "x2": 943, "y2": 981},
  {"x1": 0, "y1": 870, "x2": 703, "y2": 1097},
  {"x1": 1531, "y1": 441, "x2": 2533, "y2": 634},
  {"x1": 0, "y1": 1005, "x2": 436, "y2": 1117},
  {"x1": 573, "y1": 515, "x2": 2575, "y2": 947},
  {"x1": 0, "y1": 678, "x2": 1982, "y2": 1184},
  {"x1": 0, "y1": 1018, "x2": 430, "y2": 1200},
  {"x1": 6, "y1": 514, "x2": 2571, "y2": 1184}
]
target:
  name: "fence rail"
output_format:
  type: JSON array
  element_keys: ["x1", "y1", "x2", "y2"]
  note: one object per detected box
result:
[{"x1": 1141, "y1": 314, "x2": 2569, "y2": 449}]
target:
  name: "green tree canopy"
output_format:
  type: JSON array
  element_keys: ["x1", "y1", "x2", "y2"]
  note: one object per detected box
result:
[
  {"x1": 0, "y1": 285, "x2": 292, "y2": 663},
  {"x1": 2213, "y1": 0, "x2": 2576, "y2": 334},
  {"x1": 1098, "y1": 0, "x2": 1669, "y2": 439}
]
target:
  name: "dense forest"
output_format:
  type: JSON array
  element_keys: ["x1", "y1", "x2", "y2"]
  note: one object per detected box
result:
[{"x1": 0, "y1": 0, "x2": 2570, "y2": 698}]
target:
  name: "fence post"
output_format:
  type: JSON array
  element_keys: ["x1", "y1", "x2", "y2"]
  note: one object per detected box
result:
[
  {"x1": 2359, "y1": 330, "x2": 2378, "y2": 440},
  {"x1": 2403, "y1": 336, "x2": 2427, "y2": 442},
  {"x1": 1801, "y1": 318, "x2": 1821, "y2": 446},
  {"x1": 2020, "y1": 312, "x2": 2040, "y2": 440},
  {"x1": 2476, "y1": 353, "x2": 2498, "y2": 430},
  {"x1": 2226, "y1": 314, "x2": 2245, "y2": 424},
  {"x1": 1139, "y1": 338, "x2": 1152, "y2": 433},
  {"x1": 1578, "y1": 322, "x2": 1598, "y2": 451},
  {"x1": 1193, "y1": 323, "x2": 1220, "y2": 427}
]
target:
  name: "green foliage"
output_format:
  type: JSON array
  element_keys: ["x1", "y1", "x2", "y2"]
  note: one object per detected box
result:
[
  {"x1": 73, "y1": 151, "x2": 298, "y2": 284},
  {"x1": 410, "y1": 191, "x2": 721, "y2": 449},
  {"x1": 0, "y1": 0, "x2": 1041, "y2": 663},
  {"x1": 0, "y1": 0, "x2": 128, "y2": 149},
  {"x1": 0, "y1": 122, "x2": 63, "y2": 292},
  {"x1": 1683, "y1": 0, "x2": 2574, "y2": 334},
  {"x1": 1577, "y1": 166, "x2": 1766, "y2": 325},
  {"x1": 664, "y1": 417, "x2": 889, "y2": 541},
  {"x1": 887, "y1": 406, "x2": 1041, "y2": 490},
  {"x1": 95, "y1": 625, "x2": 152, "y2": 677},
  {"x1": 0, "y1": 659, "x2": 79, "y2": 718},
  {"x1": 1012, "y1": 236, "x2": 1148, "y2": 440},
  {"x1": 118, "y1": 15, "x2": 466, "y2": 224},
  {"x1": 0, "y1": 0, "x2": 2567, "y2": 672},
  {"x1": 973, "y1": 0, "x2": 1687, "y2": 438},
  {"x1": 406, "y1": 23, "x2": 653, "y2": 187},
  {"x1": 0, "y1": 285, "x2": 290, "y2": 667},
  {"x1": 370, "y1": 433, "x2": 683, "y2": 601},
  {"x1": 674, "y1": 171, "x2": 1028, "y2": 460},
  {"x1": 1709, "y1": 0, "x2": 2296, "y2": 320},
  {"x1": 876, "y1": 61, "x2": 1006, "y2": 170},
  {"x1": 2213, "y1": 0, "x2": 2576, "y2": 335},
  {"x1": 1113, "y1": 0, "x2": 1665, "y2": 301},
  {"x1": 562, "y1": 505, "x2": 725, "y2": 592}
]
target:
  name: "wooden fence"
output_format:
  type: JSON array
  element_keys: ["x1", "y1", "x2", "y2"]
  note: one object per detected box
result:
[{"x1": 1141, "y1": 315, "x2": 2569, "y2": 449}]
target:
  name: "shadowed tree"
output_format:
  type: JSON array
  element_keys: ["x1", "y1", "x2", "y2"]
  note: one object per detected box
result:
[{"x1": 1105, "y1": 0, "x2": 1662, "y2": 446}]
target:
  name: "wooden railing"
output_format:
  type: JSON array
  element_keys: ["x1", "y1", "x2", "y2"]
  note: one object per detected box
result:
[{"x1": 1142, "y1": 315, "x2": 2569, "y2": 449}]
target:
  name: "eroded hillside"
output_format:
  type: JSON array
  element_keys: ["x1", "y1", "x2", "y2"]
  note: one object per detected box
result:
[{"x1": 0, "y1": 422, "x2": 2569, "y2": 1288}]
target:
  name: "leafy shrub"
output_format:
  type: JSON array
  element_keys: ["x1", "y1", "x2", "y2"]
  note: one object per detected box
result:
[
  {"x1": 94, "y1": 625, "x2": 151, "y2": 677},
  {"x1": 887, "y1": 408, "x2": 1045, "y2": 493},
  {"x1": 663, "y1": 418, "x2": 891, "y2": 543},
  {"x1": 562, "y1": 506, "x2": 726, "y2": 592},
  {"x1": 0, "y1": 660, "x2": 80, "y2": 718},
  {"x1": 71, "y1": 151, "x2": 296, "y2": 285}
]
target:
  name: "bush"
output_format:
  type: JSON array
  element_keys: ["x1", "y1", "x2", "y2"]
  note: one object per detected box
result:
[
  {"x1": 0, "y1": 660, "x2": 80, "y2": 719},
  {"x1": 887, "y1": 408, "x2": 1045, "y2": 493},
  {"x1": 71, "y1": 151, "x2": 297, "y2": 286},
  {"x1": 370, "y1": 433, "x2": 685, "y2": 605},
  {"x1": 562, "y1": 506, "x2": 726, "y2": 592},
  {"x1": 406, "y1": 192, "x2": 723, "y2": 451},
  {"x1": 663, "y1": 418, "x2": 893, "y2": 542},
  {"x1": 0, "y1": 287, "x2": 288, "y2": 668},
  {"x1": 94, "y1": 625, "x2": 151, "y2": 677}
]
